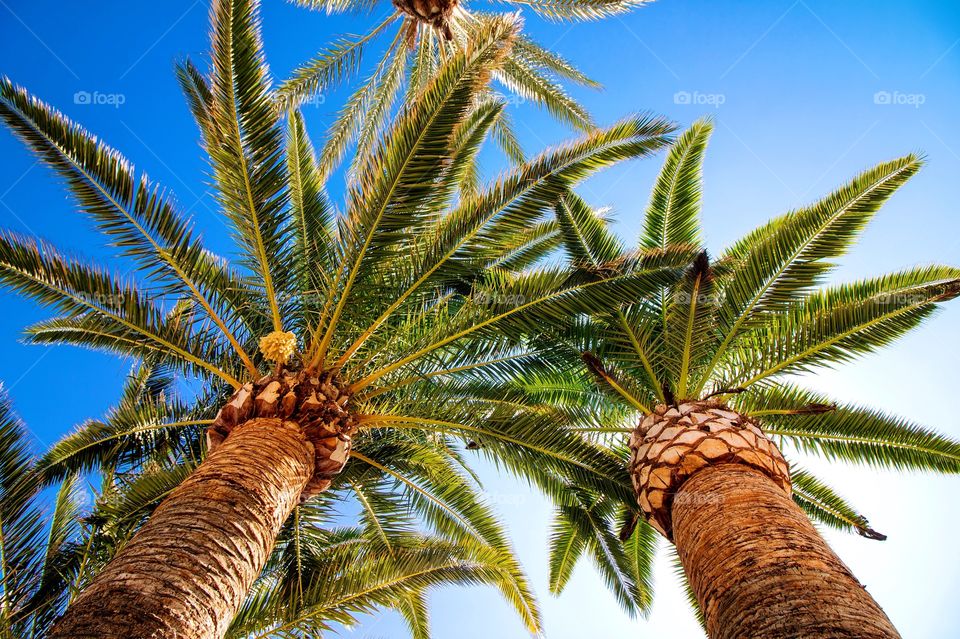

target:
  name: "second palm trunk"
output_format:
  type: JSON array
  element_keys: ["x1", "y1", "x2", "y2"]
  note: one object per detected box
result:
[{"x1": 629, "y1": 402, "x2": 900, "y2": 638}]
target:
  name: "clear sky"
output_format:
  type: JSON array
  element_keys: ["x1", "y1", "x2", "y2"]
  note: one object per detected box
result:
[{"x1": 1, "y1": 0, "x2": 959, "y2": 637}]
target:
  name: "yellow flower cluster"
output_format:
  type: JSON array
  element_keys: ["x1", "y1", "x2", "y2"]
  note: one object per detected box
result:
[{"x1": 259, "y1": 330, "x2": 298, "y2": 364}]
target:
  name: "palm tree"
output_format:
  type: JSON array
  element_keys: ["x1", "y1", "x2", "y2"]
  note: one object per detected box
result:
[
  {"x1": 543, "y1": 119, "x2": 960, "y2": 637},
  {"x1": 29, "y1": 366, "x2": 548, "y2": 639},
  {"x1": 1, "y1": 370, "x2": 531, "y2": 639},
  {"x1": 278, "y1": 0, "x2": 654, "y2": 174},
  {"x1": 0, "y1": 0, "x2": 680, "y2": 635}
]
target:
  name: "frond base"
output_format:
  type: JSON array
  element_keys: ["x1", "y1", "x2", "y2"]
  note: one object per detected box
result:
[
  {"x1": 629, "y1": 402, "x2": 791, "y2": 539},
  {"x1": 207, "y1": 369, "x2": 356, "y2": 501},
  {"x1": 393, "y1": 0, "x2": 459, "y2": 39}
]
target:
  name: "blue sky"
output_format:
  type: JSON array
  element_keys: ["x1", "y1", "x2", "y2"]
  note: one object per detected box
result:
[{"x1": 1, "y1": 0, "x2": 959, "y2": 636}]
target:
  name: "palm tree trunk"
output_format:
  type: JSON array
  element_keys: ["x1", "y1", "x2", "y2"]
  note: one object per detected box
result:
[
  {"x1": 629, "y1": 402, "x2": 899, "y2": 638},
  {"x1": 673, "y1": 464, "x2": 899, "y2": 639},
  {"x1": 48, "y1": 418, "x2": 315, "y2": 639}
]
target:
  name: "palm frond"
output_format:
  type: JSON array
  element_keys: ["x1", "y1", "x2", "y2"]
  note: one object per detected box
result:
[
  {"x1": 495, "y1": 56, "x2": 593, "y2": 131},
  {"x1": 175, "y1": 57, "x2": 216, "y2": 142},
  {"x1": 728, "y1": 266, "x2": 960, "y2": 388},
  {"x1": 639, "y1": 117, "x2": 710, "y2": 252},
  {"x1": 547, "y1": 505, "x2": 587, "y2": 594},
  {"x1": 275, "y1": 14, "x2": 397, "y2": 110},
  {"x1": 552, "y1": 493, "x2": 645, "y2": 613},
  {"x1": 790, "y1": 467, "x2": 885, "y2": 539},
  {"x1": 556, "y1": 193, "x2": 624, "y2": 268},
  {"x1": 396, "y1": 590, "x2": 430, "y2": 639},
  {"x1": 335, "y1": 114, "x2": 673, "y2": 368},
  {"x1": 699, "y1": 155, "x2": 922, "y2": 392},
  {"x1": 0, "y1": 232, "x2": 240, "y2": 385},
  {"x1": 285, "y1": 109, "x2": 337, "y2": 328},
  {"x1": 23, "y1": 473, "x2": 88, "y2": 638},
  {"x1": 36, "y1": 364, "x2": 213, "y2": 485},
  {"x1": 508, "y1": 0, "x2": 653, "y2": 21},
  {"x1": 513, "y1": 35, "x2": 601, "y2": 88},
  {"x1": 0, "y1": 390, "x2": 45, "y2": 637},
  {"x1": 208, "y1": 0, "x2": 290, "y2": 332},
  {"x1": 738, "y1": 383, "x2": 960, "y2": 473},
  {"x1": 311, "y1": 15, "x2": 519, "y2": 364},
  {"x1": 0, "y1": 77, "x2": 258, "y2": 377}
]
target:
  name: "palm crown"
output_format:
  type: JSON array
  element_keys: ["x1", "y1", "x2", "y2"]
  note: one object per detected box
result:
[
  {"x1": 0, "y1": 0, "x2": 683, "y2": 634},
  {"x1": 278, "y1": 0, "x2": 653, "y2": 176},
  {"x1": 26, "y1": 368, "x2": 546, "y2": 638},
  {"x1": 540, "y1": 118, "x2": 960, "y2": 619}
]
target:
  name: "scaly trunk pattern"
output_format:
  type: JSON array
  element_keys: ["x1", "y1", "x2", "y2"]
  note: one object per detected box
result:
[
  {"x1": 629, "y1": 402, "x2": 900, "y2": 638},
  {"x1": 49, "y1": 418, "x2": 315, "y2": 639},
  {"x1": 675, "y1": 464, "x2": 900, "y2": 638}
]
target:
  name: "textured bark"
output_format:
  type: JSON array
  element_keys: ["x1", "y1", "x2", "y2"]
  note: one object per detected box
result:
[
  {"x1": 49, "y1": 418, "x2": 315, "y2": 639},
  {"x1": 628, "y1": 402, "x2": 900, "y2": 636},
  {"x1": 392, "y1": 0, "x2": 459, "y2": 39},
  {"x1": 673, "y1": 464, "x2": 900, "y2": 638},
  {"x1": 628, "y1": 402, "x2": 790, "y2": 538},
  {"x1": 207, "y1": 369, "x2": 356, "y2": 500}
]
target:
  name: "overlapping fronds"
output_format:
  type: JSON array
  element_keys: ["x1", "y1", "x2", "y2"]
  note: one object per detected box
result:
[
  {"x1": 228, "y1": 530, "x2": 536, "y2": 638},
  {"x1": 278, "y1": 0, "x2": 657, "y2": 176},
  {"x1": 0, "y1": 0, "x2": 682, "y2": 634},
  {"x1": 0, "y1": 389, "x2": 92, "y2": 638},
  {"x1": 0, "y1": 76, "x2": 258, "y2": 379},
  {"x1": 209, "y1": 0, "x2": 291, "y2": 332},
  {"x1": 546, "y1": 490, "x2": 656, "y2": 615},
  {"x1": 35, "y1": 365, "x2": 214, "y2": 486},
  {"x1": 559, "y1": 122, "x2": 958, "y2": 436},
  {"x1": 700, "y1": 154, "x2": 924, "y2": 392},
  {"x1": 538, "y1": 120, "x2": 960, "y2": 615}
]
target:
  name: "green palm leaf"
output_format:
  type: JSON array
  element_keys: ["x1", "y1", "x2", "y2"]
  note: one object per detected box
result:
[
  {"x1": 275, "y1": 14, "x2": 397, "y2": 111},
  {"x1": 698, "y1": 155, "x2": 923, "y2": 392},
  {"x1": 739, "y1": 383, "x2": 960, "y2": 473},
  {"x1": 511, "y1": 0, "x2": 652, "y2": 21},
  {"x1": 0, "y1": 77, "x2": 258, "y2": 377},
  {"x1": 728, "y1": 266, "x2": 960, "y2": 388},
  {"x1": 639, "y1": 117, "x2": 711, "y2": 252},
  {"x1": 208, "y1": 0, "x2": 290, "y2": 332},
  {"x1": 790, "y1": 467, "x2": 885, "y2": 539}
]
